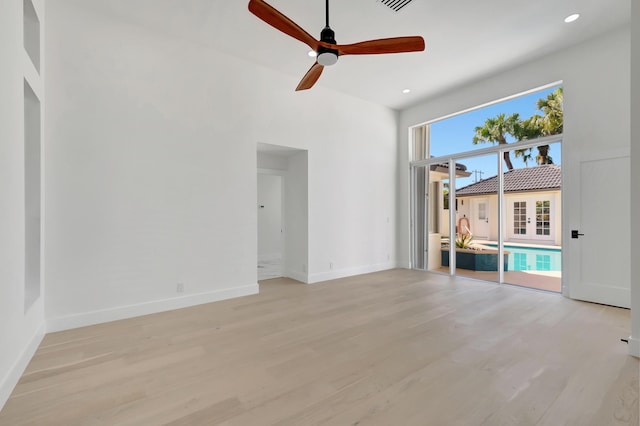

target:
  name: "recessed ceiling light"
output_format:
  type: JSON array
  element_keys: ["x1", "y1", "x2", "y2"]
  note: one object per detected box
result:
[
  {"x1": 564, "y1": 13, "x2": 580, "y2": 23},
  {"x1": 308, "y1": 50, "x2": 317, "y2": 57},
  {"x1": 402, "y1": 88, "x2": 411, "y2": 94}
]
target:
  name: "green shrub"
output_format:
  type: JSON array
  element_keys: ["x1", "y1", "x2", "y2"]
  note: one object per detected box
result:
[{"x1": 455, "y1": 233, "x2": 474, "y2": 249}]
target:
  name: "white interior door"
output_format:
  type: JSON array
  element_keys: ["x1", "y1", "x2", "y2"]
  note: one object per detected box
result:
[{"x1": 567, "y1": 152, "x2": 630, "y2": 308}]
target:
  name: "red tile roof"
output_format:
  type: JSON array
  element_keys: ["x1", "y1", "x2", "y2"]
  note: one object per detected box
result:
[{"x1": 456, "y1": 165, "x2": 561, "y2": 196}]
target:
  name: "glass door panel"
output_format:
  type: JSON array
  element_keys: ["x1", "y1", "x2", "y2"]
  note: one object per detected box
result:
[
  {"x1": 427, "y1": 169, "x2": 448, "y2": 272},
  {"x1": 451, "y1": 155, "x2": 498, "y2": 282},
  {"x1": 411, "y1": 165, "x2": 428, "y2": 270},
  {"x1": 502, "y1": 143, "x2": 562, "y2": 292}
]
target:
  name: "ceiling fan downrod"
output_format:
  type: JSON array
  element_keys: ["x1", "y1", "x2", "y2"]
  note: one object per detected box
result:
[
  {"x1": 317, "y1": 0, "x2": 339, "y2": 66},
  {"x1": 326, "y1": 0, "x2": 329, "y2": 28}
]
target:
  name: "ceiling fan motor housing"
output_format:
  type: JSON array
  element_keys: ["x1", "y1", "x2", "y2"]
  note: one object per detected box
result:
[
  {"x1": 317, "y1": 26, "x2": 339, "y2": 66},
  {"x1": 320, "y1": 26, "x2": 336, "y2": 44}
]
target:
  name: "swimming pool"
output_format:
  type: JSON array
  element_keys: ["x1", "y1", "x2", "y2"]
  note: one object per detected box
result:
[{"x1": 485, "y1": 244, "x2": 561, "y2": 272}]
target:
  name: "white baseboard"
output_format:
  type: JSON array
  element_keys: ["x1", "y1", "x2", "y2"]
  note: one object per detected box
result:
[
  {"x1": 0, "y1": 322, "x2": 45, "y2": 412},
  {"x1": 47, "y1": 284, "x2": 259, "y2": 333},
  {"x1": 398, "y1": 260, "x2": 411, "y2": 269},
  {"x1": 629, "y1": 336, "x2": 640, "y2": 357},
  {"x1": 285, "y1": 269, "x2": 309, "y2": 283},
  {"x1": 307, "y1": 261, "x2": 399, "y2": 284}
]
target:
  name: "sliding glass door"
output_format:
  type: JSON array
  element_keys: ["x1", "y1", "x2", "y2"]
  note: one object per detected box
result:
[{"x1": 411, "y1": 137, "x2": 562, "y2": 292}]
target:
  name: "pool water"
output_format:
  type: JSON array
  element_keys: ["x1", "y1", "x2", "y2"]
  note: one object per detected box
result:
[{"x1": 485, "y1": 244, "x2": 561, "y2": 272}]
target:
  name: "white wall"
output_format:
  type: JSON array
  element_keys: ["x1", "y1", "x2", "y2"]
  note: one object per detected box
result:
[
  {"x1": 257, "y1": 152, "x2": 289, "y2": 171},
  {"x1": 0, "y1": 0, "x2": 46, "y2": 410},
  {"x1": 44, "y1": 1, "x2": 398, "y2": 329},
  {"x1": 630, "y1": 1, "x2": 639, "y2": 357},
  {"x1": 257, "y1": 174, "x2": 283, "y2": 259},
  {"x1": 284, "y1": 152, "x2": 310, "y2": 282},
  {"x1": 398, "y1": 28, "x2": 630, "y2": 270},
  {"x1": 307, "y1": 129, "x2": 398, "y2": 283}
]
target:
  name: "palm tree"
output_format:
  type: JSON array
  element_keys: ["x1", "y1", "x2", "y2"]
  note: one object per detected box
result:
[
  {"x1": 535, "y1": 87, "x2": 563, "y2": 134},
  {"x1": 472, "y1": 113, "x2": 522, "y2": 170},
  {"x1": 515, "y1": 88, "x2": 563, "y2": 165}
]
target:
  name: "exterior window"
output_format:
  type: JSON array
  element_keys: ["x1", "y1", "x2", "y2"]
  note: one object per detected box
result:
[
  {"x1": 478, "y1": 203, "x2": 486, "y2": 220},
  {"x1": 513, "y1": 201, "x2": 527, "y2": 235},
  {"x1": 536, "y1": 201, "x2": 551, "y2": 236}
]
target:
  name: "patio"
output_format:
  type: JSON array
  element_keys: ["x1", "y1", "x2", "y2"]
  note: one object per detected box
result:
[{"x1": 436, "y1": 267, "x2": 561, "y2": 292}]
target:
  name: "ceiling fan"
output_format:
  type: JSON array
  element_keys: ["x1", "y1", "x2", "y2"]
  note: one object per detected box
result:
[{"x1": 248, "y1": 0, "x2": 425, "y2": 91}]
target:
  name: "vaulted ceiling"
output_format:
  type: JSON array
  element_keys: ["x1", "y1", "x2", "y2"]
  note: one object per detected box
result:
[{"x1": 74, "y1": 0, "x2": 630, "y2": 110}]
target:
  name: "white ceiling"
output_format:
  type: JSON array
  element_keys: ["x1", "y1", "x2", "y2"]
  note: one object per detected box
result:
[{"x1": 73, "y1": 0, "x2": 630, "y2": 110}]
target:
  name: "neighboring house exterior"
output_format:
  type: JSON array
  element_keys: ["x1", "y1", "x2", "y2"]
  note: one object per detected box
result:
[{"x1": 455, "y1": 165, "x2": 562, "y2": 246}]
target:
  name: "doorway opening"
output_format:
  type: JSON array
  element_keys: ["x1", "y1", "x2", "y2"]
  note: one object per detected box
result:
[{"x1": 257, "y1": 143, "x2": 309, "y2": 283}]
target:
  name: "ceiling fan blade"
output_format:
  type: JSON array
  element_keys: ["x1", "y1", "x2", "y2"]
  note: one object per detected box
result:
[
  {"x1": 248, "y1": 0, "x2": 319, "y2": 50},
  {"x1": 296, "y1": 62, "x2": 324, "y2": 91},
  {"x1": 335, "y1": 36, "x2": 425, "y2": 55}
]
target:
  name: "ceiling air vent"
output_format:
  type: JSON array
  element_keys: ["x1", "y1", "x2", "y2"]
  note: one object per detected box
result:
[{"x1": 378, "y1": 0, "x2": 414, "y2": 12}]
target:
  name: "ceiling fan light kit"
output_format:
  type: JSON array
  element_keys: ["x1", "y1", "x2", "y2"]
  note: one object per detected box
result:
[
  {"x1": 317, "y1": 50, "x2": 339, "y2": 66},
  {"x1": 248, "y1": 0, "x2": 425, "y2": 90},
  {"x1": 317, "y1": 26, "x2": 339, "y2": 66}
]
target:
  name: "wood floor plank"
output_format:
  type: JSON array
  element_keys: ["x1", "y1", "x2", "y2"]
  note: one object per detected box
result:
[{"x1": 0, "y1": 269, "x2": 637, "y2": 425}]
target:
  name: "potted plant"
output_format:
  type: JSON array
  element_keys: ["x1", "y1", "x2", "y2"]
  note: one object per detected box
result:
[{"x1": 441, "y1": 233, "x2": 509, "y2": 271}]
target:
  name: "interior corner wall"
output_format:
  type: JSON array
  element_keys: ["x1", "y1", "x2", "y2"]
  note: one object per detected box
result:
[
  {"x1": 284, "y1": 152, "x2": 309, "y2": 283},
  {"x1": 630, "y1": 2, "x2": 639, "y2": 357},
  {"x1": 397, "y1": 27, "x2": 631, "y2": 270},
  {"x1": 44, "y1": 2, "x2": 397, "y2": 329},
  {"x1": 0, "y1": 0, "x2": 46, "y2": 410}
]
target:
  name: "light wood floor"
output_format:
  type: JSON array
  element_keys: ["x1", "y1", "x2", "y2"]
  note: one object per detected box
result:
[{"x1": 1, "y1": 269, "x2": 637, "y2": 425}]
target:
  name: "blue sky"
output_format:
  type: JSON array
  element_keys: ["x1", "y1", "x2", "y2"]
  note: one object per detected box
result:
[{"x1": 429, "y1": 85, "x2": 562, "y2": 189}]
